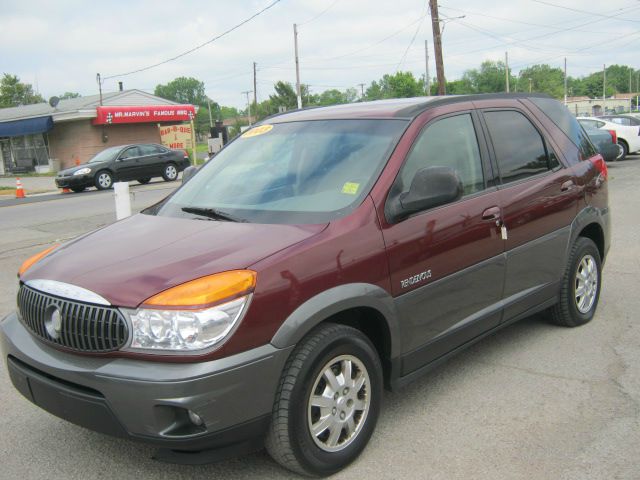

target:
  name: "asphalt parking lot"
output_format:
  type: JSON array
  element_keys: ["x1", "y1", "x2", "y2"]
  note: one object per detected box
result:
[{"x1": 0, "y1": 156, "x2": 638, "y2": 479}]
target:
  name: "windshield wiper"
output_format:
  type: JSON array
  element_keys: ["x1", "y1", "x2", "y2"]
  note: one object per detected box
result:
[{"x1": 181, "y1": 206, "x2": 247, "y2": 222}]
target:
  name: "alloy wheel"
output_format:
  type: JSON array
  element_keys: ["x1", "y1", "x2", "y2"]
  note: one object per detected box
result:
[
  {"x1": 575, "y1": 254, "x2": 598, "y2": 314},
  {"x1": 307, "y1": 354, "x2": 371, "y2": 453}
]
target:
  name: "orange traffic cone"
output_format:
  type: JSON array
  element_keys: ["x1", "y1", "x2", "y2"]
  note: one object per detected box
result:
[
  {"x1": 61, "y1": 187, "x2": 71, "y2": 194},
  {"x1": 15, "y1": 178, "x2": 25, "y2": 199}
]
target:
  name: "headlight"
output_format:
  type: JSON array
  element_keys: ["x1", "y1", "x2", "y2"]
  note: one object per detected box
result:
[
  {"x1": 123, "y1": 295, "x2": 250, "y2": 353},
  {"x1": 123, "y1": 270, "x2": 256, "y2": 353},
  {"x1": 74, "y1": 167, "x2": 91, "y2": 175}
]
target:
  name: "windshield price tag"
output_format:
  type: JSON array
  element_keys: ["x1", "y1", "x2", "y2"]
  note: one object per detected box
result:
[
  {"x1": 342, "y1": 182, "x2": 360, "y2": 195},
  {"x1": 241, "y1": 124, "x2": 273, "y2": 138}
]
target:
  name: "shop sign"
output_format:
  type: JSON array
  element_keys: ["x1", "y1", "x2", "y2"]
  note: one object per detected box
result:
[
  {"x1": 93, "y1": 105, "x2": 196, "y2": 125},
  {"x1": 159, "y1": 124, "x2": 193, "y2": 150}
]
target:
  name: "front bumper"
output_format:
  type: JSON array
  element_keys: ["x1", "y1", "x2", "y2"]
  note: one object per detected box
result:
[
  {"x1": 55, "y1": 174, "x2": 93, "y2": 189},
  {"x1": 1, "y1": 312, "x2": 291, "y2": 452}
]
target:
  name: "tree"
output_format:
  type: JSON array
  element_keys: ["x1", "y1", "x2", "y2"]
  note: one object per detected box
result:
[
  {"x1": 269, "y1": 81, "x2": 298, "y2": 111},
  {"x1": 58, "y1": 92, "x2": 81, "y2": 99},
  {"x1": 0, "y1": 74, "x2": 45, "y2": 107},
  {"x1": 517, "y1": 64, "x2": 564, "y2": 97},
  {"x1": 462, "y1": 61, "x2": 516, "y2": 94},
  {"x1": 316, "y1": 88, "x2": 358, "y2": 106},
  {"x1": 154, "y1": 77, "x2": 209, "y2": 106},
  {"x1": 365, "y1": 72, "x2": 424, "y2": 100}
]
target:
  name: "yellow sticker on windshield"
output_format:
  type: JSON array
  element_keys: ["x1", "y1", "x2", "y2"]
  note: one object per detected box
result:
[
  {"x1": 241, "y1": 124, "x2": 273, "y2": 138},
  {"x1": 342, "y1": 182, "x2": 360, "y2": 195}
]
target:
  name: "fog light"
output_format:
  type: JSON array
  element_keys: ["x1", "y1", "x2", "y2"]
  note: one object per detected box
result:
[{"x1": 188, "y1": 410, "x2": 203, "y2": 426}]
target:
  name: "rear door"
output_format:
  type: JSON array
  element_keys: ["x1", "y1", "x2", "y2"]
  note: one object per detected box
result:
[
  {"x1": 380, "y1": 108, "x2": 506, "y2": 375},
  {"x1": 137, "y1": 144, "x2": 164, "y2": 178},
  {"x1": 479, "y1": 106, "x2": 581, "y2": 321}
]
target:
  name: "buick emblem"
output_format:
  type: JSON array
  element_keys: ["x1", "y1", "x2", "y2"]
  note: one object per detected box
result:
[{"x1": 44, "y1": 306, "x2": 62, "y2": 339}]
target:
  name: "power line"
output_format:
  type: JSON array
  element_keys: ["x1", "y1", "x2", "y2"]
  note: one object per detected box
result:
[
  {"x1": 103, "y1": 0, "x2": 282, "y2": 80},
  {"x1": 298, "y1": 0, "x2": 340, "y2": 26},
  {"x1": 396, "y1": 2, "x2": 428, "y2": 71},
  {"x1": 531, "y1": 0, "x2": 640, "y2": 23}
]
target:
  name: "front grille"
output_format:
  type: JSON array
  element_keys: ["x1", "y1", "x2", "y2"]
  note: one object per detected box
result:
[{"x1": 17, "y1": 285, "x2": 128, "y2": 353}]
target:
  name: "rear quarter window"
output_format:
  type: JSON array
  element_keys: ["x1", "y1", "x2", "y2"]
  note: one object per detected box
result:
[{"x1": 529, "y1": 97, "x2": 597, "y2": 162}]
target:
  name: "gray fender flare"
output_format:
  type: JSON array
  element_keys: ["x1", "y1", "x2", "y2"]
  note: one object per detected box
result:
[
  {"x1": 270, "y1": 283, "x2": 401, "y2": 359},
  {"x1": 568, "y1": 205, "x2": 608, "y2": 259}
]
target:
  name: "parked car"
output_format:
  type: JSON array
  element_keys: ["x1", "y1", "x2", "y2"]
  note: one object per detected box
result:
[
  {"x1": 577, "y1": 116, "x2": 640, "y2": 161},
  {"x1": 599, "y1": 114, "x2": 640, "y2": 126},
  {"x1": 3, "y1": 94, "x2": 610, "y2": 477},
  {"x1": 54, "y1": 144, "x2": 191, "y2": 192},
  {"x1": 582, "y1": 126, "x2": 622, "y2": 162}
]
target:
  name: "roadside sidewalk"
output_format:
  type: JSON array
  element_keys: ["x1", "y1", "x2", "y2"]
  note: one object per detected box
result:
[{"x1": 0, "y1": 176, "x2": 58, "y2": 195}]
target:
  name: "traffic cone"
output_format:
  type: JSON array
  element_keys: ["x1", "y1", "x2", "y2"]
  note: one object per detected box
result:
[
  {"x1": 61, "y1": 187, "x2": 71, "y2": 193},
  {"x1": 15, "y1": 178, "x2": 26, "y2": 199}
]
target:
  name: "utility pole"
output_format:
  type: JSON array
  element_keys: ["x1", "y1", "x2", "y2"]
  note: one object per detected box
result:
[
  {"x1": 505, "y1": 51, "x2": 510, "y2": 93},
  {"x1": 425, "y1": 40, "x2": 431, "y2": 95},
  {"x1": 529, "y1": 77, "x2": 533, "y2": 93},
  {"x1": 242, "y1": 90, "x2": 252, "y2": 126},
  {"x1": 357, "y1": 83, "x2": 365, "y2": 99},
  {"x1": 207, "y1": 98, "x2": 214, "y2": 128},
  {"x1": 253, "y1": 62, "x2": 258, "y2": 107},
  {"x1": 293, "y1": 23, "x2": 302, "y2": 109},
  {"x1": 96, "y1": 73, "x2": 103, "y2": 106},
  {"x1": 603, "y1": 64, "x2": 606, "y2": 110},
  {"x1": 429, "y1": 0, "x2": 446, "y2": 95},
  {"x1": 564, "y1": 57, "x2": 567, "y2": 106}
]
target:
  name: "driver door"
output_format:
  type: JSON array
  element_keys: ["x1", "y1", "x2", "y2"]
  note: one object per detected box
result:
[
  {"x1": 115, "y1": 146, "x2": 142, "y2": 181},
  {"x1": 381, "y1": 110, "x2": 506, "y2": 375}
]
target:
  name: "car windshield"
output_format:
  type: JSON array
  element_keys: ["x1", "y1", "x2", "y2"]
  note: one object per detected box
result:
[
  {"x1": 148, "y1": 119, "x2": 407, "y2": 224},
  {"x1": 88, "y1": 146, "x2": 122, "y2": 163}
]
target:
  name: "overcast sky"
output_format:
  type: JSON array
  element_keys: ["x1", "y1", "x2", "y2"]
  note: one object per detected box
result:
[{"x1": 1, "y1": 0, "x2": 639, "y2": 109}]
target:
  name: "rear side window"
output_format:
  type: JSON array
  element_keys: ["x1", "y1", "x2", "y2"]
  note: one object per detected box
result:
[
  {"x1": 610, "y1": 117, "x2": 630, "y2": 126},
  {"x1": 120, "y1": 147, "x2": 141, "y2": 159},
  {"x1": 398, "y1": 113, "x2": 484, "y2": 196},
  {"x1": 529, "y1": 97, "x2": 597, "y2": 161},
  {"x1": 484, "y1": 110, "x2": 556, "y2": 184}
]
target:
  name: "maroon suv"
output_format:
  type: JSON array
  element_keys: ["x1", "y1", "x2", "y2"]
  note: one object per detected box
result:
[{"x1": 1, "y1": 94, "x2": 609, "y2": 476}]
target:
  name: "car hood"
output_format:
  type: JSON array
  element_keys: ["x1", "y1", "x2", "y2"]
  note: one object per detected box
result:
[
  {"x1": 58, "y1": 163, "x2": 104, "y2": 176},
  {"x1": 22, "y1": 213, "x2": 327, "y2": 307}
]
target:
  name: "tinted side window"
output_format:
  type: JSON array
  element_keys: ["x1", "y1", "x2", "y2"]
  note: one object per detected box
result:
[
  {"x1": 399, "y1": 113, "x2": 484, "y2": 196},
  {"x1": 530, "y1": 97, "x2": 597, "y2": 161},
  {"x1": 484, "y1": 110, "x2": 550, "y2": 183},
  {"x1": 120, "y1": 147, "x2": 140, "y2": 159}
]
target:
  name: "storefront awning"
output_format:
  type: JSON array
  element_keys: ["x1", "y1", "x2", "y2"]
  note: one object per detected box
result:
[
  {"x1": 92, "y1": 105, "x2": 196, "y2": 125},
  {"x1": 0, "y1": 116, "x2": 53, "y2": 138}
]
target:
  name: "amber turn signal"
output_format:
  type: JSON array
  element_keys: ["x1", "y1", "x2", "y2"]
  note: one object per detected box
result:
[
  {"x1": 143, "y1": 270, "x2": 257, "y2": 308},
  {"x1": 18, "y1": 244, "x2": 60, "y2": 277}
]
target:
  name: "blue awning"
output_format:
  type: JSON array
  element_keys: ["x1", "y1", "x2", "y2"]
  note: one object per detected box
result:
[{"x1": 0, "y1": 116, "x2": 53, "y2": 138}]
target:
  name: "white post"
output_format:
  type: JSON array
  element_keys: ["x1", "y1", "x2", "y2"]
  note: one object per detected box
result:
[{"x1": 114, "y1": 182, "x2": 132, "y2": 220}]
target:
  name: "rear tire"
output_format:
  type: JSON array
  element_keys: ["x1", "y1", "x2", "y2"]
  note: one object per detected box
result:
[
  {"x1": 616, "y1": 140, "x2": 628, "y2": 161},
  {"x1": 550, "y1": 237, "x2": 602, "y2": 327},
  {"x1": 265, "y1": 323, "x2": 383, "y2": 476}
]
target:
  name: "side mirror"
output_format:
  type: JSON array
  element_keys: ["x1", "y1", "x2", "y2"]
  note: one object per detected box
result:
[
  {"x1": 386, "y1": 166, "x2": 463, "y2": 223},
  {"x1": 182, "y1": 165, "x2": 198, "y2": 184}
]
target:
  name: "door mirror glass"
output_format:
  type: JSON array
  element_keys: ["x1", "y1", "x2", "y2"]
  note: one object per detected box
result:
[{"x1": 388, "y1": 166, "x2": 463, "y2": 222}]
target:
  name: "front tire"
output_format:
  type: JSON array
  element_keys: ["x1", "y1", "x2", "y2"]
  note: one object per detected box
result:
[
  {"x1": 70, "y1": 186, "x2": 86, "y2": 193},
  {"x1": 265, "y1": 323, "x2": 382, "y2": 477},
  {"x1": 550, "y1": 237, "x2": 602, "y2": 327},
  {"x1": 94, "y1": 170, "x2": 113, "y2": 190},
  {"x1": 137, "y1": 178, "x2": 151, "y2": 184},
  {"x1": 162, "y1": 163, "x2": 178, "y2": 182}
]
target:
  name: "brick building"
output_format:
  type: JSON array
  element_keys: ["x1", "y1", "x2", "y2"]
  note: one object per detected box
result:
[{"x1": 0, "y1": 89, "x2": 195, "y2": 174}]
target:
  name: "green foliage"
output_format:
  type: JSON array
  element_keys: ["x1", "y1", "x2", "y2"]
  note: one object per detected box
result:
[
  {"x1": 154, "y1": 77, "x2": 211, "y2": 106},
  {"x1": 0, "y1": 74, "x2": 45, "y2": 107},
  {"x1": 463, "y1": 61, "x2": 516, "y2": 94},
  {"x1": 517, "y1": 64, "x2": 564, "y2": 97},
  {"x1": 316, "y1": 88, "x2": 358, "y2": 106},
  {"x1": 365, "y1": 72, "x2": 424, "y2": 100},
  {"x1": 58, "y1": 92, "x2": 81, "y2": 99}
]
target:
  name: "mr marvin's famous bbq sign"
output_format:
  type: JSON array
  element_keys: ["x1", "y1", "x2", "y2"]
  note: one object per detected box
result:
[{"x1": 93, "y1": 105, "x2": 196, "y2": 125}]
